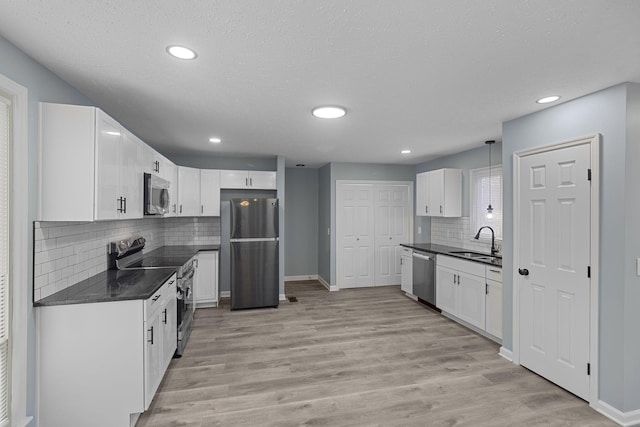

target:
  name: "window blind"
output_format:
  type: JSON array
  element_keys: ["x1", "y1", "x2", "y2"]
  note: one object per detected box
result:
[
  {"x1": 0, "y1": 93, "x2": 11, "y2": 426},
  {"x1": 470, "y1": 165, "x2": 503, "y2": 241}
]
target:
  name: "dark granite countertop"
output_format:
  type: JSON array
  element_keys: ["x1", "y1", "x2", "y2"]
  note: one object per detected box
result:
[
  {"x1": 35, "y1": 244, "x2": 220, "y2": 307},
  {"x1": 400, "y1": 243, "x2": 502, "y2": 268}
]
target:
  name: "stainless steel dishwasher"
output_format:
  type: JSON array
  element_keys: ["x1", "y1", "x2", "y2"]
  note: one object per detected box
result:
[{"x1": 412, "y1": 250, "x2": 437, "y2": 309}]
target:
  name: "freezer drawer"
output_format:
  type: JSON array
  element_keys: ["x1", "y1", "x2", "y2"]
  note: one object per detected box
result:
[{"x1": 230, "y1": 240, "x2": 279, "y2": 310}]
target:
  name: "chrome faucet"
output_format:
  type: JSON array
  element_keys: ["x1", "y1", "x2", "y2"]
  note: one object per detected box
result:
[{"x1": 474, "y1": 226, "x2": 498, "y2": 256}]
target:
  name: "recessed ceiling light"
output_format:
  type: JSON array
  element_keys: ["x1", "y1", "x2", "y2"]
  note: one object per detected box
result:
[
  {"x1": 166, "y1": 45, "x2": 198, "y2": 60},
  {"x1": 209, "y1": 137, "x2": 221, "y2": 144},
  {"x1": 312, "y1": 105, "x2": 347, "y2": 119},
  {"x1": 401, "y1": 149, "x2": 411, "y2": 154},
  {"x1": 536, "y1": 95, "x2": 560, "y2": 104}
]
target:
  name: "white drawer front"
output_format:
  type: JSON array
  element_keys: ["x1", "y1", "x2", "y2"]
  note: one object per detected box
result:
[
  {"x1": 437, "y1": 255, "x2": 485, "y2": 278},
  {"x1": 485, "y1": 266, "x2": 503, "y2": 282}
]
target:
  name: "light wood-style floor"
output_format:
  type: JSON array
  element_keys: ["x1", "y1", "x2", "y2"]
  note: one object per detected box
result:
[{"x1": 137, "y1": 281, "x2": 615, "y2": 427}]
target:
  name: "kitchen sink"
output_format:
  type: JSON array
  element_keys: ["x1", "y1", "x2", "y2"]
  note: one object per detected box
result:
[{"x1": 449, "y1": 251, "x2": 501, "y2": 263}]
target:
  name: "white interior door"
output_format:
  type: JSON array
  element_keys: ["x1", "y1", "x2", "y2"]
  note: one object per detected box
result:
[
  {"x1": 337, "y1": 183, "x2": 374, "y2": 288},
  {"x1": 518, "y1": 142, "x2": 591, "y2": 400},
  {"x1": 374, "y1": 184, "x2": 411, "y2": 286}
]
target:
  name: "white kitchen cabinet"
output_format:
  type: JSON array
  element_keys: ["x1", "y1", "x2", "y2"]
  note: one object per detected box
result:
[
  {"x1": 436, "y1": 255, "x2": 486, "y2": 330},
  {"x1": 415, "y1": 168, "x2": 461, "y2": 217},
  {"x1": 144, "y1": 275, "x2": 177, "y2": 408},
  {"x1": 200, "y1": 169, "x2": 221, "y2": 216},
  {"x1": 415, "y1": 172, "x2": 429, "y2": 216},
  {"x1": 142, "y1": 144, "x2": 174, "y2": 182},
  {"x1": 485, "y1": 265, "x2": 503, "y2": 339},
  {"x1": 220, "y1": 169, "x2": 277, "y2": 189},
  {"x1": 39, "y1": 102, "x2": 143, "y2": 221},
  {"x1": 37, "y1": 273, "x2": 177, "y2": 427},
  {"x1": 195, "y1": 251, "x2": 219, "y2": 307},
  {"x1": 178, "y1": 166, "x2": 201, "y2": 216},
  {"x1": 400, "y1": 247, "x2": 413, "y2": 295},
  {"x1": 166, "y1": 161, "x2": 179, "y2": 217}
]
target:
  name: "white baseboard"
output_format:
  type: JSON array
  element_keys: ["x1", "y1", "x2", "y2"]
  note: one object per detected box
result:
[
  {"x1": 317, "y1": 275, "x2": 339, "y2": 292},
  {"x1": 285, "y1": 274, "x2": 318, "y2": 282},
  {"x1": 279, "y1": 293, "x2": 287, "y2": 301},
  {"x1": 592, "y1": 400, "x2": 640, "y2": 426},
  {"x1": 499, "y1": 347, "x2": 514, "y2": 362}
]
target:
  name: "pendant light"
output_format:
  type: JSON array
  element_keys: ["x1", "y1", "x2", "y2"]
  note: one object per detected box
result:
[{"x1": 485, "y1": 140, "x2": 495, "y2": 219}]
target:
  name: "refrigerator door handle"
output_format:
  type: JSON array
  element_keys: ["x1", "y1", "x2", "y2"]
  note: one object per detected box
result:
[{"x1": 230, "y1": 237, "x2": 279, "y2": 243}]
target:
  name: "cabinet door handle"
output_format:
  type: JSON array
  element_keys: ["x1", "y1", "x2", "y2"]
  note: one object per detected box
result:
[
  {"x1": 440, "y1": 205, "x2": 443, "y2": 214},
  {"x1": 123, "y1": 197, "x2": 127, "y2": 214},
  {"x1": 163, "y1": 308, "x2": 168, "y2": 324},
  {"x1": 201, "y1": 205, "x2": 204, "y2": 214},
  {"x1": 153, "y1": 294, "x2": 161, "y2": 301},
  {"x1": 148, "y1": 326, "x2": 154, "y2": 344},
  {"x1": 180, "y1": 205, "x2": 183, "y2": 214},
  {"x1": 489, "y1": 269, "x2": 501, "y2": 274},
  {"x1": 425, "y1": 205, "x2": 428, "y2": 214},
  {"x1": 250, "y1": 177, "x2": 253, "y2": 186},
  {"x1": 245, "y1": 177, "x2": 248, "y2": 187},
  {"x1": 173, "y1": 204, "x2": 176, "y2": 213},
  {"x1": 485, "y1": 283, "x2": 489, "y2": 295}
]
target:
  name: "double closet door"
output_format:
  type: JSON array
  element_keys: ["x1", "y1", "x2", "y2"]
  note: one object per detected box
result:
[{"x1": 337, "y1": 181, "x2": 412, "y2": 289}]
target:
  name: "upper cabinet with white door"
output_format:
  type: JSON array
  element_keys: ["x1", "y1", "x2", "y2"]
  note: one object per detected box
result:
[
  {"x1": 142, "y1": 144, "x2": 174, "y2": 182},
  {"x1": 220, "y1": 170, "x2": 276, "y2": 190},
  {"x1": 200, "y1": 169, "x2": 220, "y2": 216},
  {"x1": 415, "y1": 168, "x2": 461, "y2": 217},
  {"x1": 39, "y1": 102, "x2": 143, "y2": 221},
  {"x1": 177, "y1": 167, "x2": 221, "y2": 217},
  {"x1": 177, "y1": 166, "x2": 201, "y2": 216}
]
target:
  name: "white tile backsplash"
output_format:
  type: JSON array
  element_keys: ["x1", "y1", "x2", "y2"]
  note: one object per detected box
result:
[
  {"x1": 34, "y1": 216, "x2": 221, "y2": 301},
  {"x1": 431, "y1": 217, "x2": 502, "y2": 254}
]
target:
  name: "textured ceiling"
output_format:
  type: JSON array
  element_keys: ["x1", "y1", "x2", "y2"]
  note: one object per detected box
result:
[{"x1": 1, "y1": 0, "x2": 639, "y2": 167}]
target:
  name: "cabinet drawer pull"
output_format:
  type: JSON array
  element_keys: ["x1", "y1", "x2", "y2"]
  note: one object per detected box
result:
[
  {"x1": 489, "y1": 269, "x2": 501, "y2": 274},
  {"x1": 152, "y1": 294, "x2": 161, "y2": 301},
  {"x1": 148, "y1": 326, "x2": 154, "y2": 344},
  {"x1": 163, "y1": 308, "x2": 168, "y2": 324}
]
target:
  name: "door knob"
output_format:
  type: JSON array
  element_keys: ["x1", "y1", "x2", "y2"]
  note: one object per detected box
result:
[{"x1": 518, "y1": 268, "x2": 529, "y2": 276}]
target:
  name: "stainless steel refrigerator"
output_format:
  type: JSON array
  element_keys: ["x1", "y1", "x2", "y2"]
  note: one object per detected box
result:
[{"x1": 230, "y1": 198, "x2": 279, "y2": 310}]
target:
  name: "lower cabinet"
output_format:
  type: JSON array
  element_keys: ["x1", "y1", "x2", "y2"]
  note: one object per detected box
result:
[
  {"x1": 144, "y1": 275, "x2": 177, "y2": 408},
  {"x1": 195, "y1": 251, "x2": 219, "y2": 307},
  {"x1": 400, "y1": 247, "x2": 413, "y2": 295},
  {"x1": 436, "y1": 255, "x2": 502, "y2": 340},
  {"x1": 37, "y1": 273, "x2": 178, "y2": 427},
  {"x1": 436, "y1": 262, "x2": 486, "y2": 330}
]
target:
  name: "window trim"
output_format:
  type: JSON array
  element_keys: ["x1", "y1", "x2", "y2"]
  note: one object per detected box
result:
[
  {"x1": 0, "y1": 73, "x2": 30, "y2": 427},
  {"x1": 469, "y1": 164, "x2": 503, "y2": 243}
]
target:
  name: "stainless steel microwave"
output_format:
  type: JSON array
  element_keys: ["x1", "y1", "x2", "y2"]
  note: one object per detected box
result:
[{"x1": 144, "y1": 173, "x2": 170, "y2": 215}]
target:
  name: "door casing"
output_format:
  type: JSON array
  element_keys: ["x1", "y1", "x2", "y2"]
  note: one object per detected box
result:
[{"x1": 512, "y1": 134, "x2": 600, "y2": 405}]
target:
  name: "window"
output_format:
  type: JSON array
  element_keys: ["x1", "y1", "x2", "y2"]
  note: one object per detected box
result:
[
  {"x1": 470, "y1": 165, "x2": 503, "y2": 241},
  {"x1": 0, "y1": 91, "x2": 10, "y2": 426}
]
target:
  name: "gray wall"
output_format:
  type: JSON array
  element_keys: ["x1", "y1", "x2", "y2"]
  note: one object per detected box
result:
[
  {"x1": 284, "y1": 168, "x2": 318, "y2": 277},
  {"x1": 502, "y1": 83, "x2": 639, "y2": 412},
  {"x1": 0, "y1": 35, "x2": 95, "y2": 424},
  {"x1": 414, "y1": 142, "x2": 503, "y2": 243},
  {"x1": 166, "y1": 154, "x2": 276, "y2": 171}
]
